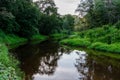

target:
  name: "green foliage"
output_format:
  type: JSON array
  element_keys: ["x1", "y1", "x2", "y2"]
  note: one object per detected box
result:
[
  {"x1": 77, "y1": 0, "x2": 120, "y2": 29},
  {"x1": 50, "y1": 33, "x2": 68, "y2": 41},
  {"x1": 90, "y1": 42, "x2": 120, "y2": 53},
  {"x1": 61, "y1": 24, "x2": 120, "y2": 53},
  {"x1": 78, "y1": 25, "x2": 119, "y2": 44},
  {"x1": 0, "y1": 10, "x2": 20, "y2": 33},
  {"x1": 0, "y1": 0, "x2": 15, "y2": 11},
  {"x1": 114, "y1": 21, "x2": 120, "y2": 29},
  {"x1": 0, "y1": 0, "x2": 63, "y2": 38},
  {"x1": 0, "y1": 0, "x2": 66, "y2": 79},
  {"x1": 60, "y1": 38, "x2": 91, "y2": 47},
  {"x1": 14, "y1": 1, "x2": 41, "y2": 38},
  {"x1": 35, "y1": 0, "x2": 57, "y2": 15},
  {"x1": 0, "y1": 63, "x2": 21, "y2": 80},
  {"x1": 62, "y1": 14, "x2": 75, "y2": 34},
  {"x1": 38, "y1": 14, "x2": 62, "y2": 35},
  {"x1": 30, "y1": 34, "x2": 47, "y2": 43},
  {"x1": 0, "y1": 44, "x2": 22, "y2": 80},
  {"x1": 0, "y1": 30, "x2": 27, "y2": 45}
]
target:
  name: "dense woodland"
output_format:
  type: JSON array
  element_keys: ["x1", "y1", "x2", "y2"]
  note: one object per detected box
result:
[
  {"x1": 1, "y1": 0, "x2": 120, "y2": 79},
  {"x1": 0, "y1": 0, "x2": 74, "y2": 39},
  {"x1": 61, "y1": 0, "x2": 120, "y2": 53}
]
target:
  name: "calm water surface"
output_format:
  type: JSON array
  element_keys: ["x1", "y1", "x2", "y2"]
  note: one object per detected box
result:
[{"x1": 11, "y1": 41, "x2": 120, "y2": 80}]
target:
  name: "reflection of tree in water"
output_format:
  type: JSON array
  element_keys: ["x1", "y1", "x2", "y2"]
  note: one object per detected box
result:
[
  {"x1": 11, "y1": 41, "x2": 70, "y2": 80},
  {"x1": 36, "y1": 43, "x2": 70, "y2": 75},
  {"x1": 38, "y1": 51, "x2": 62, "y2": 75},
  {"x1": 75, "y1": 51, "x2": 120, "y2": 80},
  {"x1": 74, "y1": 51, "x2": 94, "y2": 80}
]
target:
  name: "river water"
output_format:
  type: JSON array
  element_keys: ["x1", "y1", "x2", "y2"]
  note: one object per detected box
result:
[{"x1": 10, "y1": 41, "x2": 120, "y2": 80}]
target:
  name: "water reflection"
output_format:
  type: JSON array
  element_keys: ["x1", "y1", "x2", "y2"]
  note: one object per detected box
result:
[
  {"x1": 10, "y1": 41, "x2": 120, "y2": 80},
  {"x1": 11, "y1": 41, "x2": 73, "y2": 80},
  {"x1": 74, "y1": 50, "x2": 89, "y2": 80},
  {"x1": 75, "y1": 50, "x2": 120, "y2": 80}
]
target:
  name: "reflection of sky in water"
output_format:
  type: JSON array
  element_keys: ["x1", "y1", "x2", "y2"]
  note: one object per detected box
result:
[
  {"x1": 11, "y1": 42, "x2": 120, "y2": 80},
  {"x1": 33, "y1": 50, "x2": 86, "y2": 80}
]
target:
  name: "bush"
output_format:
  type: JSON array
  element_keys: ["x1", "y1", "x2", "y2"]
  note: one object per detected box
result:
[
  {"x1": 89, "y1": 42, "x2": 109, "y2": 51},
  {"x1": 61, "y1": 24, "x2": 120, "y2": 53},
  {"x1": 0, "y1": 11, "x2": 20, "y2": 34},
  {"x1": 51, "y1": 33, "x2": 68, "y2": 40},
  {"x1": 60, "y1": 38, "x2": 91, "y2": 47},
  {"x1": 90, "y1": 42, "x2": 120, "y2": 53},
  {"x1": 115, "y1": 21, "x2": 120, "y2": 29},
  {"x1": 0, "y1": 63, "x2": 21, "y2": 80},
  {"x1": 0, "y1": 44, "x2": 22, "y2": 80}
]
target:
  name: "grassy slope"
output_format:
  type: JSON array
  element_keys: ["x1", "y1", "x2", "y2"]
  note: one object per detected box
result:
[
  {"x1": 0, "y1": 30, "x2": 47, "y2": 80},
  {"x1": 50, "y1": 33, "x2": 68, "y2": 41},
  {"x1": 30, "y1": 34, "x2": 47, "y2": 44},
  {"x1": 60, "y1": 25, "x2": 120, "y2": 53},
  {"x1": 0, "y1": 44, "x2": 23, "y2": 80}
]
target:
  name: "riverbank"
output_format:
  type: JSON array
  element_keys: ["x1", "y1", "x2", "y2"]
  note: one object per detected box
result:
[
  {"x1": 50, "y1": 33, "x2": 68, "y2": 41},
  {"x1": 60, "y1": 25, "x2": 120, "y2": 53},
  {"x1": 0, "y1": 44, "x2": 23, "y2": 80},
  {"x1": 0, "y1": 31, "x2": 47, "y2": 79}
]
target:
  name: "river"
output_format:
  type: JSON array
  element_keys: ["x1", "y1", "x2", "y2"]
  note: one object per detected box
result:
[{"x1": 10, "y1": 40, "x2": 120, "y2": 80}]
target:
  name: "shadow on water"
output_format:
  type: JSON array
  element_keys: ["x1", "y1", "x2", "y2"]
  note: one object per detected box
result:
[{"x1": 10, "y1": 41, "x2": 120, "y2": 80}]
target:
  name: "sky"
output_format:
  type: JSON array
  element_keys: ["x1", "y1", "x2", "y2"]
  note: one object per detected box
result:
[
  {"x1": 54, "y1": 0, "x2": 80, "y2": 15},
  {"x1": 33, "y1": 0, "x2": 80, "y2": 15}
]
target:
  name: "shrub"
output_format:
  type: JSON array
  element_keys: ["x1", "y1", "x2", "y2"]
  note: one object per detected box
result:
[
  {"x1": 0, "y1": 44, "x2": 22, "y2": 80},
  {"x1": 115, "y1": 21, "x2": 120, "y2": 29},
  {"x1": 90, "y1": 42, "x2": 120, "y2": 53},
  {"x1": 89, "y1": 42, "x2": 109, "y2": 51},
  {"x1": 60, "y1": 38, "x2": 91, "y2": 47},
  {"x1": 0, "y1": 11, "x2": 20, "y2": 34},
  {"x1": 51, "y1": 33, "x2": 68, "y2": 40}
]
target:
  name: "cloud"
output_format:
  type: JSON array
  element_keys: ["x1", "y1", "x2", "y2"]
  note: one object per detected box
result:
[
  {"x1": 54, "y1": 0, "x2": 80, "y2": 15},
  {"x1": 58, "y1": 0, "x2": 78, "y2": 3}
]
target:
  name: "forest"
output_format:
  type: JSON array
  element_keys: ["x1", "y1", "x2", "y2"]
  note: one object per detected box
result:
[{"x1": 0, "y1": 0, "x2": 120, "y2": 80}]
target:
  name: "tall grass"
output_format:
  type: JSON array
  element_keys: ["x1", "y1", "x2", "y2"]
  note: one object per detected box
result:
[
  {"x1": 0, "y1": 30, "x2": 47, "y2": 79},
  {"x1": 0, "y1": 44, "x2": 23, "y2": 80},
  {"x1": 60, "y1": 24, "x2": 120, "y2": 53}
]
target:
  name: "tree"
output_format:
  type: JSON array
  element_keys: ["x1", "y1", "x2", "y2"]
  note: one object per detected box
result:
[
  {"x1": 62, "y1": 14, "x2": 75, "y2": 34},
  {"x1": 14, "y1": 1, "x2": 41, "y2": 38},
  {"x1": 0, "y1": 0, "x2": 15, "y2": 11},
  {"x1": 76, "y1": 0, "x2": 120, "y2": 29},
  {"x1": 34, "y1": 0, "x2": 57, "y2": 15},
  {"x1": 0, "y1": 8, "x2": 20, "y2": 33},
  {"x1": 75, "y1": 0, "x2": 94, "y2": 17}
]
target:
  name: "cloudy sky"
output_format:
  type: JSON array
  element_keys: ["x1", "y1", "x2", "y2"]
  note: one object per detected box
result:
[
  {"x1": 33, "y1": 0, "x2": 80, "y2": 15},
  {"x1": 54, "y1": 0, "x2": 80, "y2": 15}
]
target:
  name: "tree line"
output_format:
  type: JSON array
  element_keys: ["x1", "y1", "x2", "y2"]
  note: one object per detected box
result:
[
  {"x1": 0, "y1": 0, "x2": 75, "y2": 39},
  {"x1": 76, "y1": 0, "x2": 120, "y2": 30}
]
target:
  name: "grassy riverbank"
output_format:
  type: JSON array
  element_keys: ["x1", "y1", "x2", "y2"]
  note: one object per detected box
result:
[
  {"x1": 0, "y1": 44, "x2": 23, "y2": 80},
  {"x1": 50, "y1": 33, "x2": 68, "y2": 41},
  {"x1": 60, "y1": 25, "x2": 120, "y2": 53},
  {"x1": 0, "y1": 31, "x2": 47, "y2": 79}
]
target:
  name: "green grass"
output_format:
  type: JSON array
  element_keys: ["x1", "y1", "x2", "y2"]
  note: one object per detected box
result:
[
  {"x1": 0, "y1": 44, "x2": 23, "y2": 80},
  {"x1": 90, "y1": 42, "x2": 120, "y2": 53},
  {"x1": 61, "y1": 38, "x2": 120, "y2": 53},
  {"x1": 3, "y1": 34, "x2": 27, "y2": 49},
  {"x1": 50, "y1": 33, "x2": 68, "y2": 41},
  {"x1": 60, "y1": 38, "x2": 91, "y2": 47},
  {"x1": 60, "y1": 24, "x2": 120, "y2": 53},
  {"x1": 4, "y1": 34, "x2": 27, "y2": 45},
  {"x1": 30, "y1": 34, "x2": 47, "y2": 44},
  {"x1": 0, "y1": 30, "x2": 47, "y2": 80},
  {"x1": 0, "y1": 30, "x2": 27, "y2": 48}
]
